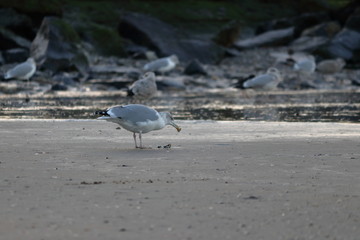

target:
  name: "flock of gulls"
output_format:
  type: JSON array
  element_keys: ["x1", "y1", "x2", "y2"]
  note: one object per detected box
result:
[{"x1": 3, "y1": 51, "x2": 346, "y2": 148}]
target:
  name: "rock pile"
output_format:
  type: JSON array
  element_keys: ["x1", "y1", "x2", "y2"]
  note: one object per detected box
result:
[{"x1": 0, "y1": 2, "x2": 359, "y2": 96}]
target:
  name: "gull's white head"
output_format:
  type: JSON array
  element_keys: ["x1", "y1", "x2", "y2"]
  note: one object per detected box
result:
[
  {"x1": 169, "y1": 55, "x2": 179, "y2": 64},
  {"x1": 267, "y1": 67, "x2": 282, "y2": 81},
  {"x1": 142, "y1": 72, "x2": 156, "y2": 80},
  {"x1": 267, "y1": 67, "x2": 280, "y2": 75},
  {"x1": 294, "y1": 55, "x2": 316, "y2": 74},
  {"x1": 336, "y1": 58, "x2": 346, "y2": 68},
  {"x1": 160, "y1": 112, "x2": 181, "y2": 132},
  {"x1": 27, "y1": 57, "x2": 36, "y2": 65}
]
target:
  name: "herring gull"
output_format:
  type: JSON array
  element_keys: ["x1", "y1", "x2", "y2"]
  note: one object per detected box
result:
[
  {"x1": 4, "y1": 57, "x2": 36, "y2": 82},
  {"x1": 241, "y1": 68, "x2": 282, "y2": 90},
  {"x1": 95, "y1": 104, "x2": 181, "y2": 149},
  {"x1": 143, "y1": 55, "x2": 179, "y2": 74},
  {"x1": 127, "y1": 72, "x2": 158, "y2": 98},
  {"x1": 317, "y1": 58, "x2": 345, "y2": 74}
]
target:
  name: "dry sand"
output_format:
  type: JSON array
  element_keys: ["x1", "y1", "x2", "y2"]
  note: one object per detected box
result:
[{"x1": 0, "y1": 120, "x2": 359, "y2": 240}]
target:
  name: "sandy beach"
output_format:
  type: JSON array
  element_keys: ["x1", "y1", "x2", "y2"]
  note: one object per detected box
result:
[{"x1": 0, "y1": 120, "x2": 359, "y2": 240}]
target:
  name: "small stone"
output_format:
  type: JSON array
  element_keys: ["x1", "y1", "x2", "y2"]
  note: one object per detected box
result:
[{"x1": 184, "y1": 59, "x2": 207, "y2": 75}]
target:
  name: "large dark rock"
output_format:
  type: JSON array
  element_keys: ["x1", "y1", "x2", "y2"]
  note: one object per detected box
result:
[
  {"x1": 52, "y1": 72, "x2": 80, "y2": 86},
  {"x1": 30, "y1": 17, "x2": 89, "y2": 75},
  {"x1": 290, "y1": 36, "x2": 329, "y2": 52},
  {"x1": 317, "y1": 28, "x2": 360, "y2": 63},
  {"x1": 256, "y1": 12, "x2": 330, "y2": 38},
  {"x1": 118, "y1": 12, "x2": 223, "y2": 64},
  {"x1": 184, "y1": 59, "x2": 207, "y2": 76},
  {"x1": 0, "y1": 8, "x2": 35, "y2": 40},
  {"x1": 344, "y1": 7, "x2": 360, "y2": 32},
  {"x1": 332, "y1": 0, "x2": 360, "y2": 26},
  {"x1": 2, "y1": 48, "x2": 29, "y2": 63},
  {"x1": 74, "y1": 22, "x2": 126, "y2": 57},
  {"x1": 301, "y1": 21, "x2": 341, "y2": 38},
  {"x1": 51, "y1": 83, "x2": 68, "y2": 91},
  {"x1": 123, "y1": 43, "x2": 152, "y2": 59},
  {"x1": 213, "y1": 20, "x2": 242, "y2": 47},
  {"x1": 0, "y1": 8, "x2": 34, "y2": 52},
  {"x1": 0, "y1": 52, "x2": 4, "y2": 65},
  {"x1": 0, "y1": 27, "x2": 32, "y2": 50},
  {"x1": 234, "y1": 27, "x2": 294, "y2": 49},
  {"x1": 313, "y1": 8, "x2": 360, "y2": 64}
]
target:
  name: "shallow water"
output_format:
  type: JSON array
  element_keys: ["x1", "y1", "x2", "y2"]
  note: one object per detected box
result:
[{"x1": 0, "y1": 89, "x2": 359, "y2": 122}]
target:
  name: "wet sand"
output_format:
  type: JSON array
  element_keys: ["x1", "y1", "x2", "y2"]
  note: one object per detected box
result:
[{"x1": 0, "y1": 120, "x2": 359, "y2": 240}]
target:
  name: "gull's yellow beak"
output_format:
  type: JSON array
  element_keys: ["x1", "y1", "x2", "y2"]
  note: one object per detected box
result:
[{"x1": 171, "y1": 122, "x2": 181, "y2": 132}]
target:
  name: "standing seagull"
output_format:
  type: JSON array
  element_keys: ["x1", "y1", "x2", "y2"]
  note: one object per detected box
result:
[
  {"x1": 293, "y1": 55, "x2": 316, "y2": 77},
  {"x1": 127, "y1": 72, "x2": 158, "y2": 98},
  {"x1": 316, "y1": 58, "x2": 345, "y2": 74},
  {"x1": 291, "y1": 55, "x2": 316, "y2": 88},
  {"x1": 143, "y1": 55, "x2": 179, "y2": 74},
  {"x1": 4, "y1": 57, "x2": 36, "y2": 102},
  {"x1": 4, "y1": 57, "x2": 36, "y2": 83},
  {"x1": 241, "y1": 68, "x2": 282, "y2": 90},
  {"x1": 95, "y1": 104, "x2": 181, "y2": 149}
]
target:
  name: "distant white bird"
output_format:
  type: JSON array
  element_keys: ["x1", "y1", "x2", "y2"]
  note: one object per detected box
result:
[
  {"x1": 317, "y1": 58, "x2": 345, "y2": 74},
  {"x1": 95, "y1": 104, "x2": 181, "y2": 149},
  {"x1": 145, "y1": 51, "x2": 158, "y2": 61},
  {"x1": 143, "y1": 55, "x2": 179, "y2": 74},
  {"x1": 292, "y1": 55, "x2": 316, "y2": 84},
  {"x1": 293, "y1": 55, "x2": 316, "y2": 75},
  {"x1": 270, "y1": 49, "x2": 309, "y2": 66},
  {"x1": 241, "y1": 68, "x2": 282, "y2": 90},
  {"x1": 4, "y1": 58, "x2": 36, "y2": 82},
  {"x1": 127, "y1": 72, "x2": 157, "y2": 98}
]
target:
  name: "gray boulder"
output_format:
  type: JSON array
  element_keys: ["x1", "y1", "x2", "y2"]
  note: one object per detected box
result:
[
  {"x1": 0, "y1": 8, "x2": 35, "y2": 40},
  {"x1": 74, "y1": 22, "x2": 126, "y2": 57},
  {"x1": 0, "y1": 27, "x2": 32, "y2": 50},
  {"x1": 256, "y1": 12, "x2": 330, "y2": 37},
  {"x1": 234, "y1": 27, "x2": 294, "y2": 49},
  {"x1": 30, "y1": 17, "x2": 89, "y2": 75},
  {"x1": 316, "y1": 8, "x2": 360, "y2": 63},
  {"x1": 317, "y1": 28, "x2": 360, "y2": 62},
  {"x1": 213, "y1": 20, "x2": 242, "y2": 47},
  {"x1": 118, "y1": 12, "x2": 223, "y2": 64},
  {"x1": 345, "y1": 7, "x2": 360, "y2": 32},
  {"x1": 301, "y1": 21, "x2": 341, "y2": 38},
  {"x1": 290, "y1": 36, "x2": 329, "y2": 52},
  {"x1": 3, "y1": 48, "x2": 29, "y2": 63},
  {"x1": 52, "y1": 72, "x2": 80, "y2": 86},
  {"x1": 184, "y1": 59, "x2": 207, "y2": 76},
  {"x1": 0, "y1": 8, "x2": 34, "y2": 53},
  {"x1": 0, "y1": 52, "x2": 4, "y2": 65}
]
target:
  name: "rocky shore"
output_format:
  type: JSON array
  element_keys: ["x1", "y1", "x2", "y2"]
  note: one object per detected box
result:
[{"x1": 0, "y1": 1, "x2": 359, "y2": 99}]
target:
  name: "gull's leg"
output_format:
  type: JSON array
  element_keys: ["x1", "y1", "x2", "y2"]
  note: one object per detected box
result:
[
  {"x1": 25, "y1": 78, "x2": 30, "y2": 102},
  {"x1": 139, "y1": 131, "x2": 143, "y2": 149},
  {"x1": 295, "y1": 72, "x2": 301, "y2": 89},
  {"x1": 133, "y1": 132, "x2": 138, "y2": 148}
]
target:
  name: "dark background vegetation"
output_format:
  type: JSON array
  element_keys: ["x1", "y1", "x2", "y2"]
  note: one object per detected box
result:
[{"x1": 0, "y1": 0, "x2": 351, "y2": 33}]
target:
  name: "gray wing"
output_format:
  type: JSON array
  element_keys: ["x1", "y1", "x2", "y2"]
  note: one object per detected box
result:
[
  {"x1": 294, "y1": 60, "x2": 315, "y2": 72},
  {"x1": 130, "y1": 78, "x2": 157, "y2": 95},
  {"x1": 144, "y1": 58, "x2": 168, "y2": 71},
  {"x1": 243, "y1": 74, "x2": 275, "y2": 88},
  {"x1": 6, "y1": 62, "x2": 34, "y2": 79},
  {"x1": 108, "y1": 104, "x2": 159, "y2": 122}
]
